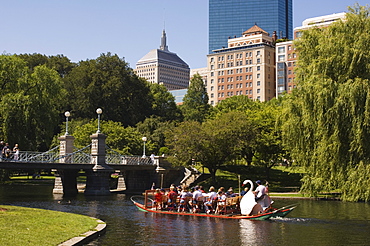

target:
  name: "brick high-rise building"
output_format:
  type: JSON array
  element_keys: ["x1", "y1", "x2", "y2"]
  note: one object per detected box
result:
[
  {"x1": 275, "y1": 12, "x2": 346, "y2": 97},
  {"x1": 207, "y1": 25, "x2": 276, "y2": 105}
]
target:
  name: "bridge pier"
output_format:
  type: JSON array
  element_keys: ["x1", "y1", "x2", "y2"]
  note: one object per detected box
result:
[
  {"x1": 53, "y1": 135, "x2": 78, "y2": 196},
  {"x1": 84, "y1": 133, "x2": 113, "y2": 196}
]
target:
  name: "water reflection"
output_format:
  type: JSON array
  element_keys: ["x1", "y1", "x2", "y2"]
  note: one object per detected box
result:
[{"x1": 0, "y1": 184, "x2": 370, "y2": 246}]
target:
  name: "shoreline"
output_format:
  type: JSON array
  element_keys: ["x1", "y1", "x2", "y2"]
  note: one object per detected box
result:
[{"x1": 59, "y1": 217, "x2": 106, "y2": 246}]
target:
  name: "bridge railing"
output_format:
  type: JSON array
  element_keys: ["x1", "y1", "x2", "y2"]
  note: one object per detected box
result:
[
  {"x1": 18, "y1": 151, "x2": 60, "y2": 163},
  {"x1": 15, "y1": 151, "x2": 153, "y2": 165}
]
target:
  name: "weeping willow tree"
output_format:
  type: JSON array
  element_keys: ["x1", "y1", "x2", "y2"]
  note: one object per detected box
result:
[{"x1": 281, "y1": 4, "x2": 370, "y2": 201}]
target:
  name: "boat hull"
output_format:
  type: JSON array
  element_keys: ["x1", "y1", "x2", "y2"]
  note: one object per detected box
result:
[{"x1": 132, "y1": 201, "x2": 279, "y2": 220}]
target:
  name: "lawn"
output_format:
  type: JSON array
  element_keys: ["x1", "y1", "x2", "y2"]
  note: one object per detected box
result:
[
  {"x1": 197, "y1": 164, "x2": 303, "y2": 193},
  {"x1": 0, "y1": 205, "x2": 99, "y2": 246}
]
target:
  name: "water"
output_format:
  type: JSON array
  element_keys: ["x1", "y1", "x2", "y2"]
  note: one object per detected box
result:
[{"x1": 0, "y1": 184, "x2": 369, "y2": 246}]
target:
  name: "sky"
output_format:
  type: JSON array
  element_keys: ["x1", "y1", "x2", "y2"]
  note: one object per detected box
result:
[{"x1": 1, "y1": 1, "x2": 368, "y2": 69}]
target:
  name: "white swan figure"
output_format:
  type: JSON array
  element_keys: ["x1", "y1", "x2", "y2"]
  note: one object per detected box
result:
[
  {"x1": 240, "y1": 179, "x2": 267, "y2": 215},
  {"x1": 240, "y1": 180, "x2": 257, "y2": 215}
]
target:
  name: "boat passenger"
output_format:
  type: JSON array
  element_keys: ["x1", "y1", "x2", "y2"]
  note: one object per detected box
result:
[
  {"x1": 226, "y1": 187, "x2": 236, "y2": 197},
  {"x1": 254, "y1": 180, "x2": 266, "y2": 201},
  {"x1": 199, "y1": 186, "x2": 205, "y2": 193},
  {"x1": 178, "y1": 187, "x2": 192, "y2": 212},
  {"x1": 167, "y1": 186, "x2": 178, "y2": 210},
  {"x1": 218, "y1": 187, "x2": 225, "y2": 193},
  {"x1": 204, "y1": 186, "x2": 217, "y2": 214},
  {"x1": 192, "y1": 186, "x2": 204, "y2": 213},
  {"x1": 160, "y1": 188, "x2": 168, "y2": 208},
  {"x1": 240, "y1": 187, "x2": 249, "y2": 196},
  {"x1": 154, "y1": 189, "x2": 163, "y2": 210},
  {"x1": 216, "y1": 191, "x2": 227, "y2": 214}
]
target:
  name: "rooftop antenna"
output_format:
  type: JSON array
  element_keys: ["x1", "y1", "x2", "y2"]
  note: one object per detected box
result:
[{"x1": 160, "y1": 7, "x2": 169, "y2": 51}]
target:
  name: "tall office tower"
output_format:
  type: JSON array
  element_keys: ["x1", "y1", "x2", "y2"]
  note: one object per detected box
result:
[
  {"x1": 135, "y1": 30, "x2": 190, "y2": 91},
  {"x1": 209, "y1": 0, "x2": 292, "y2": 54}
]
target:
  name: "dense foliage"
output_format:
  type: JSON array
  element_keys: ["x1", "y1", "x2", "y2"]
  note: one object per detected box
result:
[
  {"x1": 180, "y1": 73, "x2": 210, "y2": 122},
  {"x1": 282, "y1": 4, "x2": 370, "y2": 201},
  {"x1": 165, "y1": 111, "x2": 258, "y2": 181},
  {"x1": 0, "y1": 55, "x2": 65, "y2": 150},
  {"x1": 63, "y1": 53, "x2": 153, "y2": 126}
]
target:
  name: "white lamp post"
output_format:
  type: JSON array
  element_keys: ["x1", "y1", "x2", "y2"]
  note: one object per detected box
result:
[
  {"x1": 64, "y1": 111, "x2": 70, "y2": 135},
  {"x1": 142, "y1": 137, "x2": 147, "y2": 158},
  {"x1": 96, "y1": 108, "x2": 103, "y2": 133}
]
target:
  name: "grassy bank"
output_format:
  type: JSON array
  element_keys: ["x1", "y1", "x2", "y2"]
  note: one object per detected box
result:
[
  {"x1": 198, "y1": 165, "x2": 303, "y2": 193},
  {"x1": 0, "y1": 205, "x2": 98, "y2": 246}
]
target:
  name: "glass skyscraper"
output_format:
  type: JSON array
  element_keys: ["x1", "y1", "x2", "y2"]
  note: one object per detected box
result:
[{"x1": 209, "y1": 0, "x2": 292, "y2": 53}]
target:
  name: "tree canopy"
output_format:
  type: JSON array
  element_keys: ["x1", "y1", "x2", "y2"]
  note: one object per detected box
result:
[
  {"x1": 180, "y1": 73, "x2": 210, "y2": 122},
  {"x1": 63, "y1": 53, "x2": 153, "y2": 126},
  {"x1": 0, "y1": 55, "x2": 65, "y2": 150},
  {"x1": 165, "y1": 111, "x2": 257, "y2": 181},
  {"x1": 282, "y1": 4, "x2": 370, "y2": 201}
]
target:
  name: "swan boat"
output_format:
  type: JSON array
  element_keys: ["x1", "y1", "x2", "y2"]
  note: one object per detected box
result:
[{"x1": 131, "y1": 180, "x2": 296, "y2": 221}]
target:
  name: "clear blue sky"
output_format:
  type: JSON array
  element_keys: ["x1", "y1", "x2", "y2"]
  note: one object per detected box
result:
[{"x1": 1, "y1": 1, "x2": 367, "y2": 69}]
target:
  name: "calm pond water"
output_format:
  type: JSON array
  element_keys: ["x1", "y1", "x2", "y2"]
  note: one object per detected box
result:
[{"x1": 0, "y1": 184, "x2": 369, "y2": 246}]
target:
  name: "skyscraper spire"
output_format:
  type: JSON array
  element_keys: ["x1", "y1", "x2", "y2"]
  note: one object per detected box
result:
[{"x1": 160, "y1": 29, "x2": 169, "y2": 51}]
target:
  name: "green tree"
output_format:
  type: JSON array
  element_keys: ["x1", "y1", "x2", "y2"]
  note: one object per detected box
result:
[
  {"x1": 0, "y1": 55, "x2": 66, "y2": 150},
  {"x1": 136, "y1": 116, "x2": 175, "y2": 155},
  {"x1": 64, "y1": 53, "x2": 153, "y2": 126},
  {"x1": 282, "y1": 4, "x2": 370, "y2": 201},
  {"x1": 180, "y1": 73, "x2": 210, "y2": 122},
  {"x1": 149, "y1": 83, "x2": 182, "y2": 121},
  {"x1": 17, "y1": 53, "x2": 75, "y2": 78},
  {"x1": 165, "y1": 112, "x2": 257, "y2": 182},
  {"x1": 64, "y1": 119, "x2": 151, "y2": 155}
]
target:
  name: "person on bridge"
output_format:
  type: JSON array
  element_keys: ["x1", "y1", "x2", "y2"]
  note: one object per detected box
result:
[
  {"x1": 2, "y1": 143, "x2": 10, "y2": 159},
  {"x1": 13, "y1": 144, "x2": 19, "y2": 161}
]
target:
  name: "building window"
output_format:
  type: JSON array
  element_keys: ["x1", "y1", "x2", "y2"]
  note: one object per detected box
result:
[
  {"x1": 257, "y1": 81, "x2": 260, "y2": 86},
  {"x1": 257, "y1": 74, "x2": 260, "y2": 78},
  {"x1": 211, "y1": 65, "x2": 214, "y2": 70},
  {"x1": 250, "y1": 89, "x2": 252, "y2": 94},
  {"x1": 257, "y1": 58, "x2": 261, "y2": 64},
  {"x1": 211, "y1": 93, "x2": 214, "y2": 98},
  {"x1": 246, "y1": 90, "x2": 249, "y2": 95},
  {"x1": 257, "y1": 66, "x2": 261, "y2": 71},
  {"x1": 257, "y1": 51, "x2": 260, "y2": 56},
  {"x1": 278, "y1": 47, "x2": 285, "y2": 53},
  {"x1": 211, "y1": 86, "x2": 214, "y2": 91},
  {"x1": 211, "y1": 57, "x2": 214, "y2": 62},
  {"x1": 257, "y1": 96, "x2": 260, "y2": 100},
  {"x1": 257, "y1": 89, "x2": 260, "y2": 93},
  {"x1": 278, "y1": 55, "x2": 285, "y2": 61},
  {"x1": 211, "y1": 72, "x2": 214, "y2": 76}
]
